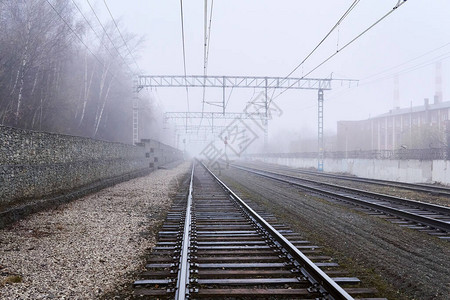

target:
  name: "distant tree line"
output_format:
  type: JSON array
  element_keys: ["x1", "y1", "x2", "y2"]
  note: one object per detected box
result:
[{"x1": 0, "y1": 0, "x2": 148, "y2": 143}]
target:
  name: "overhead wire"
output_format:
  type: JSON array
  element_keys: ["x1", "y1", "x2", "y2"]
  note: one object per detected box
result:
[
  {"x1": 225, "y1": 86, "x2": 234, "y2": 109},
  {"x1": 271, "y1": 0, "x2": 408, "y2": 102},
  {"x1": 46, "y1": 0, "x2": 99, "y2": 63},
  {"x1": 362, "y1": 52, "x2": 450, "y2": 87},
  {"x1": 203, "y1": 0, "x2": 208, "y2": 76},
  {"x1": 361, "y1": 41, "x2": 450, "y2": 81},
  {"x1": 71, "y1": 0, "x2": 116, "y2": 60},
  {"x1": 324, "y1": 43, "x2": 450, "y2": 105},
  {"x1": 45, "y1": 0, "x2": 124, "y2": 87},
  {"x1": 85, "y1": 0, "x2": 135, "y2": 74},
  {"x1": 201, "y1": 0, "x2": 208, "y2": 115},
  {"x1": 267, "y1": 0, "x2": 360, "y2": 104},
  {"x1": 201, "y1": 0, "x2": 214, "y2": 115},
  {"x1": 199, "y1": 0, "x2": 215, "y2": 134},
  {"x1": 179, "y1": 0, "x2": 190, "y2": 112},
  {"x1": 102, "y1": 0, "x2": 141, "y2": 73},
  {"x1": 282, "y1": 0, "x2": 360, "y2": 82},
  {"x1": 205, "y1": 0, "x2": 214, "y2": 75}
]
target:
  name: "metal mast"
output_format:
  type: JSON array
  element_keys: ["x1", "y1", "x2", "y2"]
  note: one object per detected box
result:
[
  {"x1": 132, "y1": 79, "x2": 139, "y2": 145},
  {"x1": 318, "y1": 89, "x2": 324, "y2": 172}
]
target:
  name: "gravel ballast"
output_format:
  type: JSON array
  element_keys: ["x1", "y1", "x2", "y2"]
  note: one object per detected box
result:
[
  {"x1": 0, "y1": 162, "x2": 190, "y2": 299},
  {"x1": 220, "y1": 167, "x2": 450, "y2": 300},
  {"x1": 241, "y1": 161, "x2": 450, "y2": 207}
]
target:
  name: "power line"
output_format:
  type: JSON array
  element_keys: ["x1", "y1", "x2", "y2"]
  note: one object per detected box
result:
[
  {"x1": 85, "y1": 0, "x2": 134, "y2": 74},
  {"x1": 205, "y1": 0, "x2": 214, "y2": 73},
  {"x1": 45, "y1": 0, "x2": 125, "y2": 87},
  {"x1": 102, "y1": 0, "x2": 141, "y2": 73},
  {"x1": 361, "y1": 41, "x2": 450, "y2": 81},
  {"x1": 180, "y1": 0, "x2": 190, "y2": 112},
  {"x1": 198, "y1": 0, "x2": 215, "y2": 133},
  {"x1": 362, "y1": 53, "x2": 450, "y2": 87},
  {"x1": 326, "y1": 44, "x2": 450, "y2": 103},
  {"x1": 322, "y1": 53, "x2": 448, "y2": 111},
  {"x1": 269, "y1": 0, "x2": 360, "y2": 103},
  {"x1": 201, "y1": 0, "x2": 214, "y2": 116},
  {"x1": 326, "y1": 55, "x2": 449, "y2": 105},
  {"x1": 46, "y1": 0, "x2": 99, "y2": 62},
  {"x1": 201, "y1": 0, "x2": 208, "y2": 115},
  {"x1": 284, "y1": 0, "x2": 360, "y2": 81},
  {"x1": 71, "y1": 0, "x2": 116, "y2": 59},
  {"x1": 203, "y1": 0, "x2": 208, "y2": 77},
  {"x1": 225, "y1": 86, "x2": 234, "y2": 109},
  {"x1": 46, "y1": 1, "x2": 105, "y2": 69},
  {"x1": 72, "y1": 0, "x2": 139, "y2": 81},
  {"x1": 272, "y1": 0, "x2": 408, "y2": 102}
]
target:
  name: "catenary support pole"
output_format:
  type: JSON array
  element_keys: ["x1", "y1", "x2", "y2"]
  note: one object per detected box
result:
[{"x1": 318, "y1": 89, "x2": 324, "y2": 171}]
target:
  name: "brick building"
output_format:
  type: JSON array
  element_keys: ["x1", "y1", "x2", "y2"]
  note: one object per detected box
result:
[{"x1": 337, "y1": 98, "x2": 450, "y2": 151}]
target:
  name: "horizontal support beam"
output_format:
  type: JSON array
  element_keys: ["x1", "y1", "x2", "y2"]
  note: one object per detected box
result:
[
  {"x1": 164, "y1": 112, "x2": 265, "y2": 120},
  {"x1": 174, "y1": 125, "x2": 236, "y2": 131},
  {"x1": 138, "y1": 75, "x2": 336, "y2": 90}
]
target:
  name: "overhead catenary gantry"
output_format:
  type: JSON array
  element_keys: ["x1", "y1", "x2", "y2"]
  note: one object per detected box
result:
[
  {"x1": 164, "y1": 111, "x2": 266, "y2": 130},
  {"x1": 172, "y1": 125, "x2": 236, "y2": 133},
  {"x1": 135, "y1": 75, "x2": 334, "y2": 144},
  {"x1": 171, "y1": 124, "x2": 248, "y2": 148},
  {"x1": 164, "y1": 111, "x2": 267, "y2": 120},
  {"x1": 137, "y1": 75, "x2": 332, "y2": 90},
  {"x1": 165, "y1": 112, "x2": 263, "y2": 148},
  {"x1": 134, "y1": 75, "x2": 358, "y2": 171}
]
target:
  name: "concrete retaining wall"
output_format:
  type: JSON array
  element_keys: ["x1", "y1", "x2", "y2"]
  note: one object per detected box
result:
[
  {"x1": 248, "y1": 156, "x2": 450, "y2": 185},
  {"x1": 0, "y1": 125, "x2": 183, "y2": 211}
]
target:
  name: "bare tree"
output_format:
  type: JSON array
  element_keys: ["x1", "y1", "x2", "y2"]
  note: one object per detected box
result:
[{"x1": 0, "y1": 0, "x2": 143, "y2": 143}]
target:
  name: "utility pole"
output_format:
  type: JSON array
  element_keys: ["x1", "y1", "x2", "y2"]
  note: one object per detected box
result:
[
  {"x1": 264, "y1": 77, "x2": 268, "y2": 149},
  {"x1": 132, "y1": 79, "x2": 139, "y2": 145},
  {"x1": 318, "y1": 89, "x2": 324, "y2": 171},
  {"x1": 223, "y1": 76, "x2": 226, "y2": 115}
]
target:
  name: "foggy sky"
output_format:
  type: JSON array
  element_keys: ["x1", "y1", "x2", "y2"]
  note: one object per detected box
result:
[{"x1": 85, "y1": 0, "x2": 450, "y2": 152}]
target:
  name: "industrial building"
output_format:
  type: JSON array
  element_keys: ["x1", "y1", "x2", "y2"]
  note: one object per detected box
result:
[{"x1": 337, "y1": 97, "x2": 450, "y2": 151}]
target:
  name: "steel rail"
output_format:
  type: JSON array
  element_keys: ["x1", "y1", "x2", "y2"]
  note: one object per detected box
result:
[
  {"x1": 233, "y1": 165, "x2": 450, "y2": 233},
  {"x1": 233, "y1": 165, "x2": 450, "y2": 216},
  {"x1": 175, "y1": 162, "x2": 194, "y2": 299},
  {"x1": 280, "y1": 166, "x2": 450, "y2": 197},
  {"x1": 200, "y1": 160, "x2": 354, "y2": 300}
]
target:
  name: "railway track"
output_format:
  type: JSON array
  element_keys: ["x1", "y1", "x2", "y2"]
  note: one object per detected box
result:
[
  {"x1": 244, "y1": 162, "x2": 450, "y2": 197},
  {"x1": 231, "y1": 164, "x2": 450, "y2": 239},
  {"x1": 133, "y1": 161, "x2": 380, "y2": 299}
]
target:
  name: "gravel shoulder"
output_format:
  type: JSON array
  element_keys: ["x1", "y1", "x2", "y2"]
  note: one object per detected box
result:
[
  {"x1": 0, "y1": 162, "x2": 191, "y2": 299},
  {"x1": 220, "y1": 167, "x2": 450, "y2": 300}
]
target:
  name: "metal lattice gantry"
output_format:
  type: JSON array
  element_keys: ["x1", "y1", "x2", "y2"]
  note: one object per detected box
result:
[
  {"x1": 134, "y1": 75, "x2": 358, "y2": 171},
  {"x1": 164, "y1": 111, "x2": 266, "y2": 121},
  {"x1": 164, "y1": 112, "x2": 266, "y2": 133},
  {"x1": 172, "y1": 124, "x2": 248, "y2": 148},
  {"x1": 173, "y1": 125, "x2": 235, "y2": 133},
  {"x1": 136, "y1": 75, "x2": 337, "y2": 149},
  {"x1": 165, "y1": 112, "x2": 262, "y2": 148},
  {"x1": 137, "y1": 75, "x2": 333, "y2": 91}
]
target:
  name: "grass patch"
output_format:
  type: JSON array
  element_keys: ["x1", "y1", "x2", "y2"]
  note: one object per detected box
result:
[{"x1": 2, "y1": 275, "x2": 22, "y2": 286}]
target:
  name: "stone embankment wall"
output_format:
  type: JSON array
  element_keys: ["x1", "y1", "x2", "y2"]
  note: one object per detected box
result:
[
  {"x1": 0, "y1": 125, "x2": 183, "y2": 212},
  {"x1": 247, "y1": 156, "x2": 450, "y2": 185}
]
